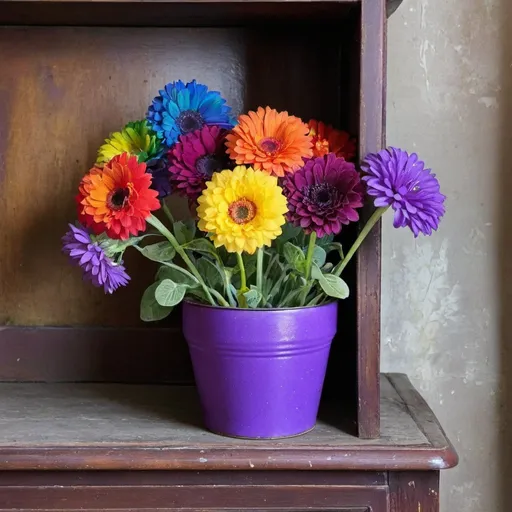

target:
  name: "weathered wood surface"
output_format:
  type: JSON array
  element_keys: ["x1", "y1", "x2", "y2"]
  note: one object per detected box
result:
[{"x1": 0, "y1": 374, "x2": 457, "y2": 471}]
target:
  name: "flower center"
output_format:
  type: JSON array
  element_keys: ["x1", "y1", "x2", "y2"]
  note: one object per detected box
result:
[
  {"x1": 228, "y1": 197, "x2": 257, "y2": 224},
  {"x1": 307, "y1": 183, "x2": 339, "y2": 209},
  {"x1": 108, "y1": 187, "x2": 131, "y2": 210},
  {"x1": 177, "y1": 110, "x2": 204, "y2": 134},
  {"x1": 258, "y1": 137, "x2": 282, "y2": 156},
  {"x1": 196, "y1": 154, "x2": 223, "y2": 177}
]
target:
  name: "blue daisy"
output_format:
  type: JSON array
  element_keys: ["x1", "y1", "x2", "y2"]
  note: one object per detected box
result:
[{"x1": 146, "y1": 80, "x2": 236, "y2": 146}]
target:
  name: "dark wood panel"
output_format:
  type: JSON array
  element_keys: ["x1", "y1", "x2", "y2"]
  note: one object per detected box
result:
[
  {"x1": 389, "y1": 471, "x2": 440, "y2": 512},
  {"x1": 0, "y1": 470, "x2": 387, "y2": 487},
  {"x1": 0, "y1": 326, "x2": 192, "y2": 383},
  {"x1": 0, "y1": 2, "x2": 357, "y2": 26},
  {"x1": 0, "y1": 485, "x2": 389, "y2": 510},
  {"x1": 355, "y1": 0, "x2": 385, "y2": 439},
  {"x1": 0, "y1": 26, "x2": 245, "y2": 327}
]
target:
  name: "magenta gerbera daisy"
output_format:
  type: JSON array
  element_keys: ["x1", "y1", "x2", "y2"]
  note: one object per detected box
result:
[
  {"x1": 283, "y1": 153, "x2": 364, "y2": 238},
  {"x1": 361, "y1": 147, "x2": 446, "y2": 237},
  {"x1": 168, "y1": 125, "x2": 229, "y2": 200}
]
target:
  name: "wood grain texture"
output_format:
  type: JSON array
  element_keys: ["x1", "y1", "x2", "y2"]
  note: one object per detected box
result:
[
  {"x1": 0, "y1": 27, "x2": 245, "y2": 326},
  {"x1": 0, "y1": 485, "x2": 388, "y2": 511},
  {"x1": 0, "y1": 374, "x2": 457, "y2": 471},
  {"x1": 0, "y1": 326, "x2": 192, "y2": 383},
  {"x1": 355, "y1": 0, "x2": 386, "y2": 439},
  {"x1": 390, "y1": 471, "x2": 440, "y2": 512}
]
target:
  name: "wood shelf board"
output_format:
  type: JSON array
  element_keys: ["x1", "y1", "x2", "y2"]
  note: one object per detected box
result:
[
  {"x1": 0, "y1": 374, "x2": 457, "y2": 471},
  {"x1": 0, "y1": 1, "x2": 359, "y2": 26}
]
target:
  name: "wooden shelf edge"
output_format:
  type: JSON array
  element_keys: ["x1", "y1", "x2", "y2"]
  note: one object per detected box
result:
[
  {"x1": 0, "y1": 444, "x2": 459, "y2": 472},
  {"x1": 387, "y1": 373, "x2": 459, "y2": 470}
]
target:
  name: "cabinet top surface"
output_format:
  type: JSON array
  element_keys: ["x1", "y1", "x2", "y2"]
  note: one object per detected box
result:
[{"x1": 0, "y1": 374, "x2": 457, "y2": 471}]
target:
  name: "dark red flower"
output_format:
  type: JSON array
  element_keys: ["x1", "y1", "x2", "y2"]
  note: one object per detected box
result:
[{"x1": 283, "y1": 153, "x2": 364, "y2": 238}]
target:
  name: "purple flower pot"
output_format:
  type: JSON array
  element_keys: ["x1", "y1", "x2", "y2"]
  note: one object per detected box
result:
[{"x1": 182, "y1": 301, "x2": 338, "y2": 439}]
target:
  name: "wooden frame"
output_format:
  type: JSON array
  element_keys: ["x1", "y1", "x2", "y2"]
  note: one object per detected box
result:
[{"x1": 0, "y1": 0, "x2": 400, "y2": 438}]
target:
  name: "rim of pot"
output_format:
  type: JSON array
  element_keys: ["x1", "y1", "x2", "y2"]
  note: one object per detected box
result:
[{"x1": 183, "y1": 299, "x2": 337, "y2": 312}]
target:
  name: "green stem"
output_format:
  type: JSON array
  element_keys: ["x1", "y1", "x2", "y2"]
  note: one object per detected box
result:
[
  {"x1": 236, "y1": 252, "x2": 248, "y2": 308},
  {"x1": 236, "y1": 252, "x2": 247, "y2": 292},
  {"x1": 146, "y1": 215, "x2": 216, "y2": 306},
  {"x1": 209, "y1": 288, "x2": 230, "y2": 308},
  {"x1": 305, "y1": 232, "x2": 317, "y2": 280},
  {"x1": 334, "y1": 207, "x2": 388, "y2": 277},
  {"x1": 256, "y1": 247, "x2": 264, "y2": 296},
  {"x1": 161, "y1": 201, "x2": 175, "y2": 225}
]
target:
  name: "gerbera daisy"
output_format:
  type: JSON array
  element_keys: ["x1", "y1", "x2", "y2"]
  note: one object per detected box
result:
[
  {"x1": 197, "y1": 166, "x2": 288, "y2": 254},
  {"x1": 146, "y1": 80, "x2": 235, "y2": 147},
  {"x1": 225, "y1": 106, "x2": 312, "y2": 177},
  {"x1": 62, "y1": 223, "x2": 130, "y2": 294},
  {"x1": 77, "y1": 153, "x2": 160, "y2": 240},
  {"x1": 283, "y1": 153, "x2": 364, "y2": 238},
  {"x1": 169, "y1": 125, "x2": 229, "y2": 201},
  {"x1": 362, "y1": 147, "x2": 445, "y2": 237},
  {"x1": 308, "y1": 119, "x2": 356, "y2": 161},
  {"x1": 96, "y1": 120, "x2": 162, "y2": 164}
]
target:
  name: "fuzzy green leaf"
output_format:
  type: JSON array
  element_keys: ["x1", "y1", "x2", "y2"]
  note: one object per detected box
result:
[
  {"x1": 197, "y1": 257, "x2": 224, "y2": 291},
  {"x1": 136, "y1": 241, "x2": 175, "y2": 262},
  {"x1": 140, "y1": 282, "x2": 173, "y2": 322},
  {"x1": 243, "y1": 288, "x2": 263, "y2": 309},
  {"x1": 311, "y1": 263, "x2": 349, "y2": 299},
  {"x1": 183, "y1": 238, "x2": 220, "y2": 262},
  {"x1": 173, "y1": 220, "x2": 196, "y2": 245},
  {"x1": 283, "y1": 242, "x2": 306, "y2": 273},
  {"x1": 328, "y1": 242, "x2": 344, "y2": 259},
  {"x1": 312, "y1": 246, "x2": 327, "y2": 267},
  {"x1": 155, "y1": 279, "x2": 187, "y2": 307},
  {"x1": 156, "y1": 263, "x2": 199, "y2": 287}
]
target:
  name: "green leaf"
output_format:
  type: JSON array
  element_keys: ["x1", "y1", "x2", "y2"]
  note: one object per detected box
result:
[
  {"x1": 316, "y1": 234, "x2": 335, "y2": 249},
  {"x1": 243, "y1": 288, "x2": 263, "y2": 308},
  {"x1": 197, "y1": 257, "x2": 224, "y2": 291},
  {"x1": 183, "y1": 238, "x2": 220, "y2": 262},
  {"x1": 328, "y1": 242, "x2": 344, "y2": 260},
  {"x1": 311, "y1": 263, "x2": 349, "y2": 299},
  {"x1": 283, "y1": 242, "x2": 306, "y2": 273},
  {"x1": 140, "y1": 282, "x2": 173, "y2": 322},
  {"x1": 156, "y1": 263, "x2": 199, "y2": 287},
  {"x1": 277, "y1": 223, "x2": 302, "y2": 246},
  {"x1": 155, "y1": 279, "x2": 187, "y2": 307},
  {"x1": 312, "y1": 246, "x2": 327, "y2": 267},
  {"x1": 136, "y1": 241, "x2": 175, "y2": 262},
  {"x1": 173, "y1": 220, "x2": 196, "y2": 245}
]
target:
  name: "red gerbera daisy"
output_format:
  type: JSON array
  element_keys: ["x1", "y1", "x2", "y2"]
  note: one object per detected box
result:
[
  {"x1": 308, "y1": 120, "x2": 356, "y2": 161},
  {"x1": 76, "y1": 153, "x2": 160, "y2": 240}
]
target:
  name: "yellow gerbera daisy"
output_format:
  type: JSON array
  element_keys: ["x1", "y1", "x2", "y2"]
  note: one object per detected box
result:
[
  {"x1": 96, "y1": 120, "x2": 162, "y2": 164},
  {"x1": 197, "y1": 166, "x2": 288, "y2": 254}
]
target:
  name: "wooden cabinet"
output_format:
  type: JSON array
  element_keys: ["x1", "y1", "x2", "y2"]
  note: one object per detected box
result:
[
  {"x1": 0, "y1": 375, "x2": 456, "y2": 511},
  {"x1": 0, "y1": 1, "x2": 457, "y2": 510}
]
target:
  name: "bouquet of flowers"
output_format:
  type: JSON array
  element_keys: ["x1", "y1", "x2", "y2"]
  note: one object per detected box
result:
[{"x1": 63, "y1": 79, "x2": 446, "y2": 319}]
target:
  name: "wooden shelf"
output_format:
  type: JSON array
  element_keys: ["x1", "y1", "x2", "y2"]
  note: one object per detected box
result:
[
  {"x1": 0, "y1": 1, "x2": 358, "y2": 26},
  {"x1": 0, "y1": 374, "x2": 457, "y2": 471}
]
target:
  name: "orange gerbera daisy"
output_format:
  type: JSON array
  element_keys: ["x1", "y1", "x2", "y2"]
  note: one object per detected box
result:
[
  {"x1": 226, "y1": 106, "x2": 312, "y2": 177},
  {"x1": 76, "y1": 153, "x2": 160, "y2": 240},
  {"x1": 308, "y1": 119, "x2": 356, "y2": 161}
]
